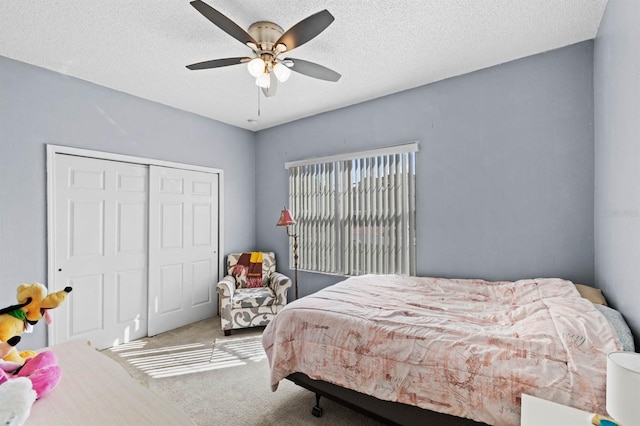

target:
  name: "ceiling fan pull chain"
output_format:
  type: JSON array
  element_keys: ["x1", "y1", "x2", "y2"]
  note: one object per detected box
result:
[{"x1": 257, "y1": 85, "x2": 261, "y2": 117}]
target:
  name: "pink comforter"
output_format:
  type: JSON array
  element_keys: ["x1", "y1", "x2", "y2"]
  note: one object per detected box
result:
[{"x1": 262, "y1": 275, "x2": 622, "y2": 425}]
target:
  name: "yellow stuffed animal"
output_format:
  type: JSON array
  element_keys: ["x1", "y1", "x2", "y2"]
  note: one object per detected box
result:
[{"x1": 0, "y1": 283, "x2": 72, "y2": 365}]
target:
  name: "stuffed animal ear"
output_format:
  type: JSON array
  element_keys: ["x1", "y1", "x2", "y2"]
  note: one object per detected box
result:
[{"x1": 0, "y1": 298, "x2": 32, "y2": 315}]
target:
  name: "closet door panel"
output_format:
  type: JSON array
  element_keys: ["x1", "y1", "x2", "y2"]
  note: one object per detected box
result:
[
  {"x1": 53, "y1": 154, "x2": 149, "y2": 349},
  {"x1": 148, "y1": 166, "x2": 219, "y2": 336}
]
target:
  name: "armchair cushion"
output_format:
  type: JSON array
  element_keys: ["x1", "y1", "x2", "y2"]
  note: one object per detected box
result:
[{"x1": 231, "y1": 287, "x2": 275, "y2": 309}]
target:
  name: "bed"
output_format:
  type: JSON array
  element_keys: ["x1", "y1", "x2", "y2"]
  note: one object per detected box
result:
[{"x1": 262, "y1": 275, "x2": 631, "y2": 426}]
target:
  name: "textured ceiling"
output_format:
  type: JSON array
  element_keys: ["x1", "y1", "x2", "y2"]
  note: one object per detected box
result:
[{"x1": 0, "y1": 1, "x2": 607, "y2": 131}]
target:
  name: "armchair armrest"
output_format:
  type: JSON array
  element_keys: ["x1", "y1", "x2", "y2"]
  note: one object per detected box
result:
[
  {"x1": 268, "y1": 272, "x2": 292, "y2": 305},
  {"x1": 217, "y1": 275, "x2": 237, "y2": 331},
  {"x1": 216, "y1": 275, "x2": 236, "y2": 300}
]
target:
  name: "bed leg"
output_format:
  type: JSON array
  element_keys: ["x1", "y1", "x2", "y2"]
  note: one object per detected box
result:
[{"x1": 311, "y1": 393, "x2": 323, "y2": 417}]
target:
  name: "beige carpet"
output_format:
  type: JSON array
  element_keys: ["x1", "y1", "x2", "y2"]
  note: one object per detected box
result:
[{"x1": 102, "y1": 317, "x2": 383, "y2": 426}]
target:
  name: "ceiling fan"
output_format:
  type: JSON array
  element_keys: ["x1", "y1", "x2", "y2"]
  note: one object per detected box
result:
[{"x1": 186, "y1": 0, "x2": 341, "y2": 97}]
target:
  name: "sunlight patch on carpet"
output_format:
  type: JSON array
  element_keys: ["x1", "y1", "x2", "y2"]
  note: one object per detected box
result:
[
  {"x1": 108, "y1": 340, "x2": 148, "y2": 352},
  {"x1": 109, "y1": 335, "x2": 266, "y2": 379},
  {"x1": 210, "y1": 335, "x2": 266, "y2": 364},
  {"x1": 114, "y1": 343, "x2": 207, "y2": 357}
]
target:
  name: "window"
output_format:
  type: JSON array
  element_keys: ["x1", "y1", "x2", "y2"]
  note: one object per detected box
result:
[{"x1": 286, "y1": 143, "x2": 417, "y2": 276}]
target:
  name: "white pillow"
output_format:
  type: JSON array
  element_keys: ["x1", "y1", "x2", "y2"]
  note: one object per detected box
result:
[{"x1": 594, "y1": 304, "x2": 635, "y2": 352}]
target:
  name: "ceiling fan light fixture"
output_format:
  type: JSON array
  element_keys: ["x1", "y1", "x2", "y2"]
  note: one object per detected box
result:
[
  {"x1": 187, "y1": 3, "x2": 341, "y2": 97},
  {"x1": 273, "y1": 62, "x2": 291, "y2": 82},
  {"x1": 256, "y1": 72, "x2": 271, "y2": 88},
  {"x1": 247, "y1": 57, "x2": 266, "y2": 77}
]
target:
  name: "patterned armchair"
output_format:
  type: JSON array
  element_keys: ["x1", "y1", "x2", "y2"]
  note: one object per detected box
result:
[{"x1": 217, "y1": 251, "x2": 292, "y2": 336}]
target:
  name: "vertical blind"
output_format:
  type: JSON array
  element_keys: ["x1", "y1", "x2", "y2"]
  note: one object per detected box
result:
[{"x1": 286, "y1": 143, "x2": 417, "y2": 276}]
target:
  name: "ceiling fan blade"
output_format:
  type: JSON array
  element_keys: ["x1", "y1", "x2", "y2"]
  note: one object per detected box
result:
[
  {"x1": 262, "y1": 72, "x2": 278, "y2": 97},
  {"x1": 190, "y1": 0, "x2": 258, "y2": 47},
  {"x1": 287, "y1": 58, "x2": 341, "y2": 82},
  {"x1": 275, "y1": 10, "x2": 334, "y2": 52},
  {"x1": 186, "y1": 57, "x2": 248, "y2": 70}
]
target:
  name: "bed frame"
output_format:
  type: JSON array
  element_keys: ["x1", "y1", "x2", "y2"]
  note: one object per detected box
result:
[{"x1": 287, "y1": 373, "x2": 487, "y2": 426}]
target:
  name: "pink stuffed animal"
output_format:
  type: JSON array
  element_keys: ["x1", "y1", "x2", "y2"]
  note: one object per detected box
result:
[
  {"x1": 0, "y1": 349, "x2": 62, "y2": 399},
  {"x1": 15, "y1": 351, "x2": 62, "y2": 399}
]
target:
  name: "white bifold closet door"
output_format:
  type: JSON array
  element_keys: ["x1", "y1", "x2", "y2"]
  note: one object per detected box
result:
[
  {"x1": 52, "y1": 155, "x2": 219, "y2": 349},
  {"x1": 147, "y1": 166, "x2": 219, "y2": 336},
  {"x1": 53, "y1": 154, "x2": 149, "y2": 349}
]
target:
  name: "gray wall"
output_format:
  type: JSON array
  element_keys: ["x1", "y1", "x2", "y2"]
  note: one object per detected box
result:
[
  {"x1": 256, "y1": 42, "x2": 596, "y2": 298},
  {"x1": 0, "y1": 55, "x2": 256, "y2": 349},
  {"x1": 594, "y1": 0, "x2": 640, "y2": 343},
  {"x1": 0, "y1": 39, "x2": 602, "y2": 348}
]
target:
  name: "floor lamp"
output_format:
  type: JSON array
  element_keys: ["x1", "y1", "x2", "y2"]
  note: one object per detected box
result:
[{"x1": 276, "y1": 207, "x2": 299, "y2": 299}]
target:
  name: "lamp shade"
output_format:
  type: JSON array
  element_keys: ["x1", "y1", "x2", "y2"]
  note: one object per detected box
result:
[
  {"x1": 247, "y1": 57, "x2": 265, "y2": 77},
  {"x1": 607, "y1": 351, "x2": 640, "y2": 424},
  {"x1": 276, "y1": 208, "x2": 296, "y2": 226},
  {"x1": 255, "y1": 72, "x2": 271, "y2": 88},
  {"x1": 273, "y1": 62, "x2": 291, "y2": 82}
]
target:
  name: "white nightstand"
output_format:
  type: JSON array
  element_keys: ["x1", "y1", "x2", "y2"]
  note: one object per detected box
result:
[{"x1": 520, "y1": 394, "x2": 597, "y2": 426}]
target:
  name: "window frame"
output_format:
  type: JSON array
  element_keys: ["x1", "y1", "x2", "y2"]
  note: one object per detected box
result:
[{"x1": 285, "y1": 142, "x2": 418, "y2": 277}]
